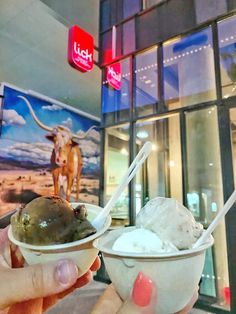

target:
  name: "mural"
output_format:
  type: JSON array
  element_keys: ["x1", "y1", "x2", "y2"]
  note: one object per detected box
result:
[{"x1": 0, "y1": 85, "x2": 100, "y2": 217}]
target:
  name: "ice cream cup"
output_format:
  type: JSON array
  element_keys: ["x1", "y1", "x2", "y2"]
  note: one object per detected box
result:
[
  {"x1": 93, "y1": 226, "x2": 214, "y2": 314},
  {"x1": 8, "y1": 203, "x2": 111, "y2": 277}
]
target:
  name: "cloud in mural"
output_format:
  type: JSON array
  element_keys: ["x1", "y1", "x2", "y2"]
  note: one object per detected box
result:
[
  {"x1": 79, "y1": 139, "x2": 100, "y2": 157},
  {"x1": 2, "y1": 109, "x2": 26, "y2": 126},
  {"x1": 62, "y1": 117, "x2": 73, "y2": 129},
  {"x1": 42, "y1": 104, "x2": 62, "y2": 111},
  {"x1": 0, "y1": 142, "x2": 53, "y2": 166},
  {"x1": 76, "y1": 128, "x2": 100, "y2": 144}
]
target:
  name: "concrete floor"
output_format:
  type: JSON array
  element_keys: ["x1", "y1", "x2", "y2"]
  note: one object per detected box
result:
[{"x1": 46, "y1": 280, "x2": 213, "y2": 314}]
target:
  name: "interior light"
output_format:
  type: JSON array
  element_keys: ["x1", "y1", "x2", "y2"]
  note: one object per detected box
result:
[
  {"x1": 120, "y1": 148, "x2": 128, "y2": 156},
  {"x1": 169, "y1": 160, "x2": 175, "y2": 167},
  {"x1": 209, "y1": 162, "x2": 213, "y2": 166},
  {"x1": 137, "y1": 130, "x2": 149, "y2": 139},
  {"x1": 152, "y1": 143, "x2": 158, "y2": 151},
  {"x1": 145, "y1": 80, "x2": 152, "y2": 84}
]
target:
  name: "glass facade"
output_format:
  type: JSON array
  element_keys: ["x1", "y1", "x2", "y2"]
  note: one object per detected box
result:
[
  {"x1": 230, "y1": 108, "x2": 236, "y2": 185},
  {"x1": 123, "y1": 0, "x2": 141, "y2": 19},
  {"x1": 163, "y1": 27, "x2": 216, "y2": 110},
  {"x1": 135, "y1": 114, "x2": 182, "y2": 213},
  {"x1": 134, "y1": 47, "x2": 158, "y2": 117},
  {"x1": 218, "y1": 15, "x2": 236, "y2": 99},
  {"x1": 123, "y1": 20, "x2": 136, "y2": 55},
  {"x1": 144, "y1": 0, "x2": 163, "y2": 8},
  {"x1": 185, "y1": 107, "x2": 229, "y2": 305},
  {"x1": 102, "y1": 58, "x2": 131, "y2": 125},
  {"x1": 104, "y1": 124, "x2": 130, "y2": 226},
  {"x1": 100, "y1": 2, "x2": 236, "y2": 312}
]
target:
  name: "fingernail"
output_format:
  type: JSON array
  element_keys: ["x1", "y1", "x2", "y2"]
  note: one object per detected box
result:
[
  {"x1": 131, "y1": 272, "x2": 154, "y2": 307},
  {"x1": 55, "y1": 259, "x2": 78, "y2": 285}
]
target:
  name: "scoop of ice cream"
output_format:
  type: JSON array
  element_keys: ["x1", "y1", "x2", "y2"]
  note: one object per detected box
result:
[
  {"x1": 112, "y1": 228, "x2": 178, "y2": 253},
  {"x1": 11, "y1": 196, "x2": 96, "y2": 245},
  {"x1": 136, "y1": 197, "x2": 203, "y2": 249}
]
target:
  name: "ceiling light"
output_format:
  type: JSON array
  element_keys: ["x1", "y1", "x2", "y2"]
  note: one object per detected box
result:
[
  {"x1": 137, "y1": 130, "x2": 149, "y2": 139},
  {"x1": 145, "y1": 80, "x2": 152, "y2": 84},
  {"x1": 169, "y1": 160, "x2": 175, "y2": 167}
]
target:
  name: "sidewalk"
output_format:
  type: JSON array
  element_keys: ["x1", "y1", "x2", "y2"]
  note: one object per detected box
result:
[{"x1": 46, "y1": 280, "x2": 213, "y2": 314}]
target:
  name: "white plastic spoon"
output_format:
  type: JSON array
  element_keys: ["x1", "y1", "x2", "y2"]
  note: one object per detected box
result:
[
  {"x1": 193, "y1": 189, "x2": 236, "y2": 248},
  {"x1": 92, "y1": 141, "x2": 153, "y2": 230}
]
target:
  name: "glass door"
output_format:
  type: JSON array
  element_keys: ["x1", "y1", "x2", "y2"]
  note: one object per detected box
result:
[{"x1": 185, "y1": 106, "x2": 229, "y2": 309}]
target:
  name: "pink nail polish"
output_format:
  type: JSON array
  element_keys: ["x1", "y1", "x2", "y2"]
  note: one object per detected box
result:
[
  {"x1": 131, "y1": 272, "x2": 154, "y2": 307},
  {"x1": 56, "y1": 259, "x2": 78, "y2": 285}
]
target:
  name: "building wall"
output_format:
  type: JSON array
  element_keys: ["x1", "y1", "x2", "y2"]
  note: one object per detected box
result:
[{"x1": 99, "y1": 0, "x2": 236, "y2": 312}]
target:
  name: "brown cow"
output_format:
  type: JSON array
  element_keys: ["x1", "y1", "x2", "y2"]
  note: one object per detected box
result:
[{"x1": 18, "y1": 96, "x2": 96, "y2": 201}]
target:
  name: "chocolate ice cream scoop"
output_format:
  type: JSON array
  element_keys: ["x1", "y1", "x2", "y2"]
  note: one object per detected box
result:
[{"x1": 11, "y1": 196, "x2": 96, "y2": 245}]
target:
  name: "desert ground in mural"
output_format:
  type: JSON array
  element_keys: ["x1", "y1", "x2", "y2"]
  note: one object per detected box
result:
[{"x1": 0, "y1": 168, "x2": 99, "y2": 217}]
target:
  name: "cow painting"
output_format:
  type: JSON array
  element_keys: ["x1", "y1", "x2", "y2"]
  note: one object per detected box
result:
[{"x1": 18, "y1": 96, "x2": 96, "y2": 201}]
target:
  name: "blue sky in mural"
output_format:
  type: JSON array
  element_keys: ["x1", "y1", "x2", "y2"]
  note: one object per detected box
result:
[
  {"x1": 2, "y1": 85, "x2": 98, "y2": 143},
  {"x1": 0, "y1": 85, "x2": 100, "y2": 171}
]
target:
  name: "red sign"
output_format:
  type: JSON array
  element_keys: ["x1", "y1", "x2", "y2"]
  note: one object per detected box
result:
[
  {"x1": 107, "y1": 62, "x2": 122, "y2": 90},
  {"x1": 68, "y1": 25, "x2": 94, "y2": 72}
]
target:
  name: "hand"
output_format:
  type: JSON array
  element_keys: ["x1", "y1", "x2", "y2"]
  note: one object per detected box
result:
[
  {"x1": 91, "y1": 272, "x2": 198, "y2": 314},
  {"x1": 0, "y1": 227, "x2": 100, "y2": 314}
]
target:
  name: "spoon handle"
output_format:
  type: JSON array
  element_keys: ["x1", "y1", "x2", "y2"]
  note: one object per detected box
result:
[
  {"x1": 92, "y1": 142, "x2": 153, "y2": 230},
  {"x1": 193, "y1": 189, "x2": 236, "y2": 248}
]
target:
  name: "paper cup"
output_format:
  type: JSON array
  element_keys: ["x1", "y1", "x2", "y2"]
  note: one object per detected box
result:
[
  {"x1": 93, "y1": 226, "x2": 214, "y2": 314},
  {"x1": 8, "y1": 203, "x2": 111, "y2": 277}
]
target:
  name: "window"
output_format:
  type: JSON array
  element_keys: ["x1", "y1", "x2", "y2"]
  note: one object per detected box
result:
[
  {"x1": 100, "y1": 0, "x2": 110, "y2": 31},
  {"x1": 134, "y1": 47, "x2": 158, "y2": 117},
  {"x1": 102, "y1": 58, "x2": 131, "y2": 125},
  {"x1": 101, "y1": 30, "x2": 113, "y2": 65},
  {"x1": 144, "y1": 0, "x2": 163, "y2": 9},
  {"x1": 135, "y1": 114, "x2": 182, "y2": 214},
  {"x1": 218, "y1": 15, "x2": 236, "y2": 99},
  {"x1": 123, "y1": 0, "x2": 141, "y2": 19},
  {"x1": 123, "y1": 20, "x2": 136, "y2": 55},
  {"x1": 104, "y1": 124, "x2": 130, "y2": 226},
  {"x1": 185, "y1": 107, "x2": 229, "y2": 309},
  {"x1": 163, "y1": 27, "x2": 216, "y2": 110}
]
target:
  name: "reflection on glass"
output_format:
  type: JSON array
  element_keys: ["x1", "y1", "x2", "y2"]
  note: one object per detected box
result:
[
  {"x1": 102, "y1": 58, "x2": 131, "y2": 125},
  {"x1": 134, "y1": 47, "x2": 158, "y2": 117},
  {"x1": 144, "y1": 0, "x2": 163, "y2": 8},
  {"x1": 123, "y1": 0, "x2": 140, "y2": 19},
  {"x1": 163, "y1": 27, "x2": 216, "y2": 109},
  {"x1": 230, "y1": 108, "x2": 236, "y2": 185},
  {"x1": 100, "y1": 0, "x2": 110, "y2": 31},
  {"x1": 185, "y1": 107, "x2": 229, "y2": 309},
  {"x1": 104, "y1": 125, "x2": 130, "y2": 226},
  {"x1": 123, "y1": 20, "x2": 136, "y2": 55},
  {"x1": 135, "y1": 114, "x2": 182, "y2": 213},
  {"x1": 101, "y1": 30, "x2": 112, "y2": 65},
  {"x1": 218, "y1": 15, "x2": 236, "y2": 99}
]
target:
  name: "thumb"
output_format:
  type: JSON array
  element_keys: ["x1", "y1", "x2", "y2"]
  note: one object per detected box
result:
[
  {"x1": 0, "y1": 259, "x2": 78, "y2": 310},
  {"x1": 118, "y1": 272, "x2": 156, "y2": 314}
]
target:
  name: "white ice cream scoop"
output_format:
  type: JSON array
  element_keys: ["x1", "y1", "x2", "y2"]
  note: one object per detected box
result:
[{"x1": 136, "y1": 197, "x2": 203, "y2": 249}]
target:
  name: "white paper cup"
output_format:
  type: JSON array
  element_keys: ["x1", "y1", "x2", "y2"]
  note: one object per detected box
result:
[
  {"x1": 8, "y1": 203, "x2": 111, "y2": 277},
  {"x1": 93, "y1": 226, "x2": 214, "y2": 314}
]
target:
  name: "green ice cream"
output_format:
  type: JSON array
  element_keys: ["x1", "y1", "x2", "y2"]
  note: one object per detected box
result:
[{"x1": 11, "y1": 196, "x2": 96, "y2": 245}]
